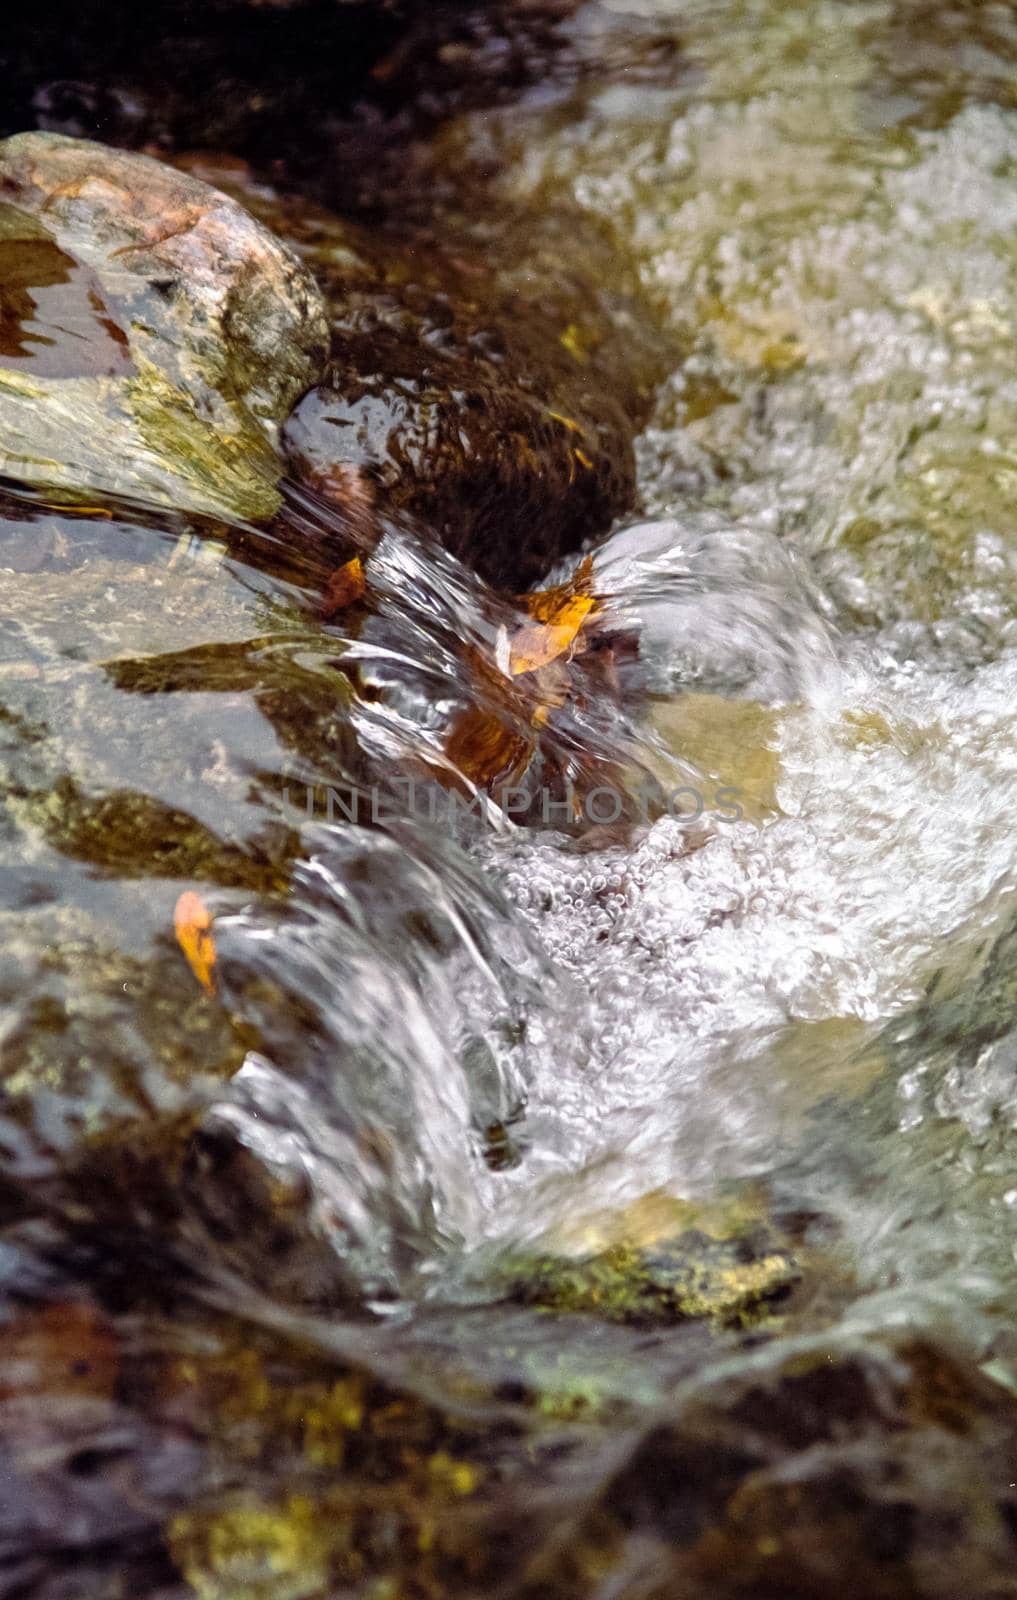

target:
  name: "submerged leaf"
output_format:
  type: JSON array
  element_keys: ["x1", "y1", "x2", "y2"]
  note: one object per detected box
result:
[
  {"x1": 321, "y1": 554, "x2": 367, "y2": 616},
  {"x1": 509, "y1": 557, "x2": 598, "y2": 676},
  {"x1": 175, "y1": 889, "x2": 218, "y2": 995},
  {"x1": 508, "y1": 595, "x2": 596, "y2": 676}
]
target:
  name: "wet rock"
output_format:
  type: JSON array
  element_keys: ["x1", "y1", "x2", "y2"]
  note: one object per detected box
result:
[
  {"x1": 504, "y1": 1194, "x2": 799, "y2": 1329},
  {"x1": 521, "y1": 1336, "x2": 1017, "y2": 1600},
  {"x1": 0, "y1": 3, "x2": 584, "y2": 195},
  {"x1": 0, "y1": 133, "x2": 328, "y2": 522},
  {"x1": 0, "y1": 1394, "x2": 198, "y2": 1591},
  {"x1": 284, "y1": 357, "x2": 634, "y2": 592},
  {"x1": 278, "y1": 206, "x2": 664, "y2": 590},
  {"x1": 160, "y1": 1313, "x2": 509, "y2": 1600},
  {"x1": 0, "y1": 903, "x2": 245, "y2": 1181},
  {"x1": 0, "y1": 535, "x2": 317, "y2": 882},
  {"x1": 0, "y1": 900, "x2": 369, "y2": 1310},
  {"x1": 510, "y1": 1230, "x2": 797, "y2": 1328}
]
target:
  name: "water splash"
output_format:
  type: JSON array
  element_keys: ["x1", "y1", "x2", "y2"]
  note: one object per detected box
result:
[{"x1": 201, "y1": 820, "x2": 566, "y2": 1305}]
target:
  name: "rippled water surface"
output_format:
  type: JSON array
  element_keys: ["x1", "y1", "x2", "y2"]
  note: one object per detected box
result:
[
  {"x1": 437, "y1": 0, "x2": 1017, "y2": 1334},
  {"x1": 5, "y1": 1, "x2": 1017, "y2": 1592}
]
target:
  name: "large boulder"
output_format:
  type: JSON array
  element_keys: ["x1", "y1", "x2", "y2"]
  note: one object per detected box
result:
[
  {"x1": 0, "y1": 133, "x2": 328, "y2": 522},
  {"x1": 278, "y1": 212, "x2": 664, "y2": 590}
]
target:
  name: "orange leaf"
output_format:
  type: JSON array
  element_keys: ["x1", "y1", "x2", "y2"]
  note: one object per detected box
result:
[
  {"x1": 322, "y1": 555, "x2": 367, "y2": 616},
  {"x1": 508, "y1": 593, "x2": 596, "y2": 676},
  {"x1": 174, "y1": 890, "x2": 217, "y2": 995},
  {"x1": 520, "y1": 555, "x2": 595, "y2": 625}
]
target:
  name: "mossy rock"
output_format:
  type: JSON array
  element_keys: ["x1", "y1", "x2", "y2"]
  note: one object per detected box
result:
[{"x1": 506, "y1": 1224, "x2": 798, "y2": 1329}]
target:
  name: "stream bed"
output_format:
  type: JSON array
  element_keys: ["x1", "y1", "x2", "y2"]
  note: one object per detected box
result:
[{"x1": 2, "y1": 2, "x2": 1017, "y2": 1596}]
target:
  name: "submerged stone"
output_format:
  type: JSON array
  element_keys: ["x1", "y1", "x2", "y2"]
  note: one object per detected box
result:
[
  {"x1": 0, "y1": 133, "x2": 328, "y2": 522},
  {"x1": 520, "y1": 1336, "x2": 1017, "y2": 1600}
]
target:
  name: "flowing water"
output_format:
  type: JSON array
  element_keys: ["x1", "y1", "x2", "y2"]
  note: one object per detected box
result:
[{"x1": 4, "y1": 0, "x2": 1017, "y2": 1592}]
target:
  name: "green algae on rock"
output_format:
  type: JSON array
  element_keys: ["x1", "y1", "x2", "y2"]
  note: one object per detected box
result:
[
  {"x1": 0, "y1": 133, "x2": 328, "y2": 523},
  {"x1": 509, "y1": 1234, "x2": 797, "y2": 1329},
  {"x1": 503, "y1": 1197, "x2": 799, "y2": 1330}
]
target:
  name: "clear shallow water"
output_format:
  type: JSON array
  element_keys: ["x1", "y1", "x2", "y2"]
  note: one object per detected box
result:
[{"x1": 5, "y1": 0, "x2": 1017, "y2": 1588}]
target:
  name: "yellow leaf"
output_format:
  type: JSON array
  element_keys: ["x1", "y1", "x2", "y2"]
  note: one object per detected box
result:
[
  {"x1": 322, "y1": 555, "x2": 366, "y2": 616},
  {"x1": 520, "y1": 555, "x2": 595, "y2": 624},
  {"x1": 508, "y1": 595, "x2": 596, "y2": 675},
  {"x1": 547, "y1": 410, "x2": 586, "y2": 434},
  {"x1": 508, "y1": 560, "x2": 598, "y2": 677},
  {"x1": 174, "y1": 890, "x2": 217, "y2": 995}
]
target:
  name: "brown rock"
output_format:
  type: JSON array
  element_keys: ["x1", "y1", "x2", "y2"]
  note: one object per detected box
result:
[{"x1": 280, "y1": 219, "x2": 662, "y2": 588}]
